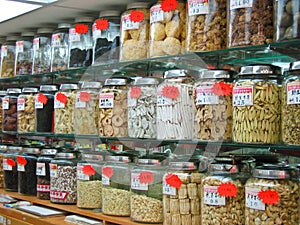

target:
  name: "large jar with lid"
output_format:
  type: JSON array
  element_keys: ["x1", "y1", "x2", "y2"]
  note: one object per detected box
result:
[
  {"x1": 68, "y1": 17, "x2": 94, "y2": 69},
  {"x1": 0, "y1": 90, "x2": 6, "y2": 131},
  {"x1": 128, "y1": 77, "x2": 161, "y2": 139},
  {"x1": 163, "y1": 162, "x2": 203, "y2": 225},
  {"x1": 17, "y1": 87, "x2": 38, "y2": 133},
  {"x1": 54, "y1": 84, "x2": 78, "y2": 134},
  {"x1": 51, "y1": 23, "x2": 71, "y2": 72},
  {"x1": 149, "y1": 0, "x2": 186, "y2": 57},
  {"x1": 92, "y1": 10, "x2": 120, "y2": 64},
  {"x1": 32, "y1": 28, "x2": 53, "y2": 74},
  {"x1": 0, "y1": 144, "x2": 8, "y2": 188},
  {"x1": 50, "y1": 151, "x2": 80, "y2": 204},
  {"x1": 98, "y1": 77, "x2": 129, "y2": 137},
  {"x1": 3, "y1": 88, "x2": 21, "y2": 132},
  {"x1": 120, "y1": 2, "x2": 150, "y2": 61},
  {"x1": 186, "y1": 0, "x2": 227, "y2": 52},
  {"x1": 281, "y1": 61, "x2": 300, "y2": 145},
  {"x1": 227, "y1": 0, "x2": 273, "y2": 48},
  {"x1": 74, "y1": 81, "x2": 101, "y2": 135},
  {"x1": 102, "y1": 156, "x2": 132, "y2": 216},
  {"x1": 245, "y1": 164, "x2": 299, "y2": 225},
  {"x1": 232, "y1": 65, "x2": 281, "y2": 144},
  {"x1": 35, "y1": 85, "x2": 57, "y2": 133},
  {"x1": 157, "y1": 69, "x2": 194, "y2": 140},
  {"x1": 1, "y1": 36, "x2": 18, "y2": 78},
  {"x1": 0, "y1": 37, "x2": 5, "y2": 73},
  {"x1": 14, "y1": 32, "x2": 34, "y2": 76},
  {"x1": 194, "y1": 70, "x2": 234, "y2": 141}
]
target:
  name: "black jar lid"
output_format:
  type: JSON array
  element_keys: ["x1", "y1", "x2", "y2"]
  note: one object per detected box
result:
[
  {"x1": 252, "y1": 164, "x2": 299, "y2": 180},
  {"x1": 23, "y1": 147, "x2": 40, "y2": 155},
  {"x1": 198, "y1": 69, "x2": 235, "y2": 79},
  {"x1": 208, "y1": 163, "x2": 239, "y2": 174},
  {"x1": 59, "y1": 83, "x2": 79, "y2": 91},
  {"x1": 40, "y1": 148, "x2": 57, "y2": 156},
  {"x1": 75, "y1": 16, "x2": 94, "y2": 23},
  {"x1": 239, "y1": 64, "x2": 281, "y2": 76},
  {"x1": 289, "y1": 61, "x2": 300, "y2": 71},
  {"x1": 0, "y1": 90, "x2": 6, "y2": 96},
  {"x1": 21, "y1": 87, "x2": 38, "y2": 93}
]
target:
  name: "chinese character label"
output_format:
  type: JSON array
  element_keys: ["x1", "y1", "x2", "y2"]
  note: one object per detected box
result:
[
  {"x1": 196, "y1": 86, "x2": 219, "y2": 105},
  {"x1": 2, "y1": 97, "x2": 9, "y2": 110},
  {"x1": 52, "y1": 34, "x2": 61, "y2": 47},
  {"x1": 131, "y1": 173, "x2": 148, "y2": 190},
  {"x1": 245, "y1": 187, "x2": 266, "y2": 210},
  {"x1": 287, "y1": 82, "x2": 300, "y2": 104},
  {"x1": 77, "y1": 165, "x2": 90, "y2": 181},
  {"x1": 1, "y1": 45, "x2": 7, "y2": 57},
  {"x1": 36, "y1": 162, "x2": 46, "y2": 176},
  {"x1": 230, "y1": 0, "x2": 253, "y2": 10},
  {"x1": 69, "y1": 28, "x2": 81, "y2": 42},
  {"x1": 17, "y1": 98, "x2": 25, "y2": 111},
  {"x1": 33, "y1": 38, "x2": 40, "y2": 51},
  {"x1": 204, "y1": 185, "x2": 226, "y2": 206},
  {"x1": 150, "y1": 5, "x2": 164, "y2": 23},
  {"x1": 16, "y1": 41, "x2": 24, "y2": 53},
  {"x1": 99, "y1": 93, "x2": 114, "y2": 108},
  {"x1": 122, "y1": 15, "x2": 140, "y2": 30},
  {"x1": 233, "y1": 86, "x2": 253, "y2": 106},
  {"x1": 188, "y1": 0, "x2": 209, "y2": 16},
  {"x1": 163, "y1": 180, "x2": 177, "y2": 195}
]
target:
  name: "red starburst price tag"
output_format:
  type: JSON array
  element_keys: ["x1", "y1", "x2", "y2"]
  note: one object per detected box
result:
[
  {"x1": 79, "y1": 92, "x2": 91, "y2": 102},
  {"x1": 17, "y1": 156, "x2": 27, "y2": 166},
  {"x1": 138, "y1": 172, "x2": 154, "y2": 184},
  {"x1": 38, "y1": 93, "x2": 48, "y2": 104},
  {"x1": 258, "y1": 190, "x2": 280, "y2": 205},
  {"x1": 130, "y1": 87, "x2": 142, "y2": 98},
  {"x1": 212, "y1": 81, "x2": 233, "y2": 96},
  {"x1": 130, "y1": 10, "x2": 145, "y2": 22},
  {"x1": 102, "y1": 166, "x2": 114, "y2": 178},
  {"x1": 56, "y1": 92, "x2": 68, "y2": 104},
  {"x1": 7, "y1": 159, "x2": 16, "y2": 167},
  {"x1": 162, "y1": 85, "x2": 179, "y2": 99},
  {"x1": 165, "y1": 173, "x2": 182, "y2": 189},
  {"x1": 95, "y1": 19, "x2": 109, "y2": 30},
  {"x1": 218, "y1": 182, "x2": 238, "y2": 197},
  {"x1": 161, "y1": 0, "x2": 178, "y2": 12},
  {"x1": 75, "y1": 24, "x2": 89, "y2": 34},
  {"x1": 83, "y1": 165, "x2": 95, "y2": 176}
]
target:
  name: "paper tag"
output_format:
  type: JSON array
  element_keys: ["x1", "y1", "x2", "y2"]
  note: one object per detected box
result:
[
  {"x1": 1, "y1": 45, "x2": 7, "y2": 57},
  {"x1": 102, "y1": 175, "x2": 110, "y2": 185},
  {"x1": 150, "y1": 4, "x2": 164, "y2": 23},
  {"x1": 33, "y1": 38, "x2": 39, "y2": 51},
  {"x1": 287, "y1": 82, "x2": 300, "y2": 104},
  {"x1": 204, "y1": 185, "x2": 226, "y2": 206},
  {"x1": 36, "y1": 162, "x2": 46, "y2": 176},
  {"x1": 69, "y1": 28, "x2": 81, "y2": 42},
  {"x1": 99, "y1": 93, "x2": 114, "y2": 108},
  {"x1": 52, "y1": 34, "x2": 61, "y2": 47},
  {"x1": 50, "y1": 164, "x2": 58, "y2": 178},
  {"x1": 196, "y1": 86, "x2": 219, "y2": 105},
  {"x1": 75, "y1": 98, "x2": 86, "y2": 108},
  {"x1": 163, "y1": 180, "x2": 177, "y2": 195},
  {"x1": 128, "y1": 97, "x2": 137, "y2": 107},
  {"x1": 37, "y1": 184, "x2": 50, "y2": 192},
  {"x1": 16, "y1": 41, "x2": 24, "y2": 53},
  {"x1": 17, "y1": 98, "x2": 25, "y2": 111},
  {"x1": 77, "y1": 165, "x2": 90, "y2": 181},
  {"x1": 246, "y1": 187, "x2": 266, "y2": 210},
  {"x1": 2, "y1": 97, "x2": 9, "y2": 110},
  {"x1": 92, "y1": 24, "x2": 102, "y2": 38},
  {"x1": 157, "y1": 90, "x2": 173, "y2": 106},
  {"x1": 3, "y1": 159, "x2": 12, "y2": 171},
  {"x1": 131, "y1": 172, "x2": 148, "y2": 190},
  {"x1": 233, "y1": 86, "x2": 254, "y2": 106},
  {"x1": 50, "y1": 191, "x2": 69, "y2": 200},
  {"x1": 17, "y1": 164, "x2": 25, "y2": 172},
  {"x1": 188, "y1": 0, "x2": 209, "y2": 16},
  {"x1": 122, "y1": 15, "x2": 140, "y2": 30},
  {"x1": 35, "y1": 97, "x2": 44, "y2": 109},
  {"x1": 230, "y1": 0, "x2": 253, "y2": 10}
]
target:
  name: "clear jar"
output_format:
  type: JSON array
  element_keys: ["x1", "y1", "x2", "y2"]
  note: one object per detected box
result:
[
  {"x1": 120, "y1": 2, "x2": 150, "y2": 61},
  {"x1": 232, "y1": 65, "x2": 281, "y2": 144},
  {"x1": 74, "y1": 82, "x2": 101, "y2": 135},
  {"x1": 0, "y1": 145, "x2": 8, "y2": 188},
  {"x1": 14, "y1": 32, "x2": 34, "y2": 76},
  {"x1": 1, "y1": 36, "x2": 18, "y2": 78},
  {"x1": 163, "y1": 162, "x2": 203, "y2": 225},
  {"x1": 54, "y1": 84, "x2": 78, "y2": 134},
  {"x1": 99, "y1": 77, "x2": 129, "y2": 137},
  {"x1": 35, "y1": 85, "x2": 57, "y2": 133},
  {"x1": 128, "y1": 77, "x2": 161, "y2": 139},
  {"x1": 186, "y1": 0, "x2": 227, "y2": 52},
  {"x1": 157, "y1": 69, "x2": 195, "y2": 140},
  {"x1": 32, "y1": 28, "x2": 53, "y2": 74},
  {"x1": 149, "y1": 0, "x2": 186, "y2": 57},
  {"x1": 17, "y1": 87, "x2": 38, "y2": 133},
  {"x1": 51, "y1": 23, "x2": 71, "y2": 72},
  {"x1": 3, "y1": 88, "x2": 21, "y2": 132},
  {"x1": 245, "y1": 165, "x2": 300, "y2": 225},
  {"x1": 92, "y1": 10, "x2": 121, "y2": 64},
  {"x1": 68, "y1": 17, "x2": 94, "y2": 69},
  {"x1": 227, "y1": 0, "x2": 273, "y2": 48},
  {"x1": 130, "y1": 159, "x2": 165, "y2": 223},
  {"x1": 102, "y1": 156, "x2": 132, "y2": 216},
  {"x1": 194, "y1": 70, "x2": 234, "y2": 141},
  {"x1": 281, "y1": 61, "x2": 300, "y2": 145},
  {"x1": 0, "y1": 90, "x2": 7, "y2": 131}
]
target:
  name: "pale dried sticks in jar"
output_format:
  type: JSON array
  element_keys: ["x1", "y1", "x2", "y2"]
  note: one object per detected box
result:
[{"x1": 18, "y1": 94, "x2": 35, "y2": 132}]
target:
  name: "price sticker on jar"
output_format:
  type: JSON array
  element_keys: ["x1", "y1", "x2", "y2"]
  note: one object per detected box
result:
[
  {"x1": 36, "y1": 162, "x2": 46, "y2": 176},
  {"x1": 131, "y1": 172, "x2": 148, "y2": 191},
  {"x1": 150, "y1": 5, "x2": 164, "y2": 23},
  {"x1": 17, "y1": 98, "x2": 25, "y2": 111},
  {"x1": 233, "y1": 86, "x2": 253, "y2": 106},
  {"x1": 196, "y1": 86, "x2": 219, "y2": 105},
  {"x1": 287, "y1": 82, "x2": 300, "y2": 104},
  {"x1": 77, "y1": 165, "x2": 90, "y2": 181},
  {"x1": 230, "y1": 0, "x2": 253, "y2": 10},
  {"x1": 163, "y1": 180, "x2": 177, "y2": 195},
  {"x1": 1, "y1": 45, "x2": 7, "y2": 57},
  {"x1": 99, "y1": 93, "x2": 114, "y2": 108},
  {"x1": 51, "y1": 34, "x2": 61, "y2": 47},
  {"x1": 33, "y1": 38, "x2": 40, "y2": 51},
  {"x1": 16, "y1": 41, "x2": 24, "y2": 53},
  {"x1": 49, "y1": 164, "x2": 58, "y2": 178},
  {"x1": 2, "y1": 97, "x2": 9, "y2": 110},
  {"x1": 203, "y1": 185, "x2": 226, "y2": 206},
  {"x1": 122, "y1": 15, "x2": 139, "y2": 30},
  {"x1": 245, "y1": 187, "x2": 265, "y2": 210},
  {"x1": 69, "y1": 28, "x2": 80, "y2": 42},
  {"x1": 188, "y1": 0, "x2": 209, "y2": 16}
]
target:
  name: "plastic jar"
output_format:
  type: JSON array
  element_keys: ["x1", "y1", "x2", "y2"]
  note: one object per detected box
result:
[
  {"x1": 157, "y1": 69, "x2": 195, "y2": 140},
  {"x1": 227, "y1": 0, "x2": 273, "y2": 47},
  {"x1": 50, "y1": 151, "x2": 80, "y2": 204},
  {"x1": 0, "y1": 90, "x2": 7, "y2": 131},
  {"x1": 102, "y1": 156, "x2": 132, "y2": 216},
  {"x1": 92, "y1": 10, "x2": 121, "y2": 64},
  {"x1": 74, "y1": 81, "x2": 101, "y2": 135},
  {"x1": 17, "y1": 87, "x2": 38, "y2": 133},
  {"x1": 149, "y1": 0, "x2": 186, "y2": 57},
  {"x1": 32, "y1": 28, "x2": 53, "y2": 74},
  {"x1": 3, "y1": 88, "x2": 21, "y2": 132},
  {"x1": 0, "y1": 144, "x2": 8, "y2": 188},
  {"x1": 194, "y1": 70, "x2": 234, "y2": 141},
  {"x1": 245, "y1": 164, "x2": 300, "y2": 225},
  {"x1": 15, "y1": 32, "x2": 34, "y2": 76},
  {"x1": 51, "y1": 23, "x2": 71, "y2": 72},
  {"x1": 186, "y1": 0, "x2": 227, "y2": 52},
  {"x1": 163, "y1": 162, "x2": 203, "y2": 225},
  {"x1": 98, "y1": 77, "x2": 129, "y2": 137},
  {"x1": 68, "y1": 17, "x2": 94, "y2": 69},
  {"x1": 54, "y1": 84, "x2": 78, "y2": 134},
  {"x1": 120, "y1": 2, "x2": 150, "y2": 61},
  {"x1": 35, "y1": 85, "x2": 57, "y2": 133},
  {"x1": 1, "y1": 36, "x2": 18, "y2": 78},
  {"x1": 128, "y1": 77, "x2": 161, "y2": 138},
  {"x1": 232, "y1": 65, "x2": 281, "y2": 144}
]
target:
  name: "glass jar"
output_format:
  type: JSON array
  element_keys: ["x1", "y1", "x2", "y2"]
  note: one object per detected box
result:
[
  {"x1": 245, "y1": 164, "x2": 300, "y2": 225},
  {"x1": 157, "y1": 69, "x2": 195, "y2": 140},
  {"x1": 186, "y1": 0, "x2": 227, "y2": 52},
  {"x1": 77, "y1": 152, "x2": 104, "y2": 209},
  {"x1": 227, "y1": 0, "x2": 273, "y2": 47},
  {"x1": 0, "y1": 144, "x2": 8, "y2": 188},
  {"x1": 92, "y1": 10, "x2": 121, "y2": 65},
  {"x1": 0, "y1": 90, "x2": 7, "y2": 131},
  {"x1": 17, "y1": 147, "x2": 40, "y2": 195},
  {"x1": 32, "y1": 28, "x2": 53, "y2": 74},
  {"x1": 128, "y1": 77, "x2": 161, "y2": 139},
  {"x1": 194, "y1": 70, "x2": 234, "y2": 141},
  {"x1": 35, "y1": 85, "x2": 57, "y2": 133},
  {"x1": 120, "y1": 2, "x2": 150, "y2": 61},
  {"x1": 74, "y1": 81, "x2": 101, "y2": 135},
  {"x1": 163, "y1": 162, "x2": 203, "y2": 225},
  {"x1": 149, "y1": 0, "x2": 186, "y2": 57},
  {"x1": 281, "y1": 61, "x2": 300, "y2": 145},
  {"x1": 17, "y1": 87, "x2": 38, "y2": 133},
  {"x1": 50, "y1": 151, "x2": 80, "y2": 204},
  {"x1": 99, "y1": 77, "x2": 129, "y2": 137},
  {"x1": 232, "y1": 65, "x2": 281, "y2": 144},
  {"x1": 68, "y1": 17, "x2": 94, "y2": 69},
  {"x1": 36, "y1": 147, "x2": 58, "y2": 200},
  {"x1": 1, "y1": 36, "x2": 18, "y2": 78},
  {"x1": 130, "y1": 159, "x2": 165, "y2": 223},
  {"x1": 14, "y1": 32, "x2": 34, "y2": 76},
  {"x1": 102, "y1": 156, "x2": 132, "y2": 216},
  {"x1": 3, "y1": 88, "x2": 21, "y2": 132},
  {"x1": 0, "y1": 37, "x2": 5, "y2": 73},
  {"x1": 51, "y1": 23, "x2": 71, "y2": 72},
  {"x1": 54, "y1": 84, "x2": 78, "y2": 134}
]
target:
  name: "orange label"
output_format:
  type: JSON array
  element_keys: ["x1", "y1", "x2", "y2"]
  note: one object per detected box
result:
[
  {"x1": 258, "y1": 190, "x2": 280, "y2": 205},
  {"x1": 138, "y1": 171, "x2": 154, "y2": 184},
  {"x1": 102, "y1": 166, "x2": 114, "y2": 178},
  {"x1": 95, "y1": 19, "x2": 109, "y2": 30},
  {"x1": 75, "y1": 24, "x2": 88, "y2": 34},
  {"x1": 130, "y1": 10, "x2": 145, "y2": 22},
  {"x1": 79, "y1": 92, "x2": 91, "y2": 102},
  {"x1": 161, "y1": 0, "x2": 178, "y2": 12},
  {"x1": 165, "y1": 173, "x2": 182, "y2": 189},
  {"x1": 130, "y1": 87, "x2": 142, "y2": 98},
  {"x1": 17, "y1": 156, "x2": 27, "y2": 166},
  {"x1": 218, "y1": 182, "x2": 238, "y2": 197},
  {"x1": 82, "y1": 165, "x2": 95, "y2": 176},
  {"x1": 56, "y1": 92, "x2": 68, "y2": 104},
  {"x1": 162, "y1": 85, "x2": 179, "y2": 99}
]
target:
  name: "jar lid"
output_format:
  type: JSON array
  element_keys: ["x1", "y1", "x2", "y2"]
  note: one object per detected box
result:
[
  {"x1": 289, "y1": 61, "x2": 300, "y2": 71},
  {"x1": 23, "y1": 147, "x2": 40, "y2": 155},
  {"x1": 99, "y1": 10, "x2": 121, "y2": 18},
  {"x1": 198, "y1": 69, "x2": 234, "y2": 79},
  {"x1": 82, "y1": 153, "x2": 104, "y2": 161},
  {"x1": 169, "y1": 162, "x2": 197, "y2": 170},
  {"x1": 7, "y1": 88, "x2": 22, "y2": 94},
  {"x1": 6, "y1": 36, "x2": 19, "y2": 41},
  {"x1": 134, "y1": 77, "x2": 162, "y2": 85},
  {"x1": 80, "y1": 81, "x2": 102, "y2": 89},
  {"x1": 8, "y1": 146, "x2": 23, "y2": 152},
  {"x1": 41, "y1": 148, "x2": 57, "y2": 155},
  {"x1": 57, "y1": 23, "x2": 71, "y2": 29},
  {"x1": 75, "y1": 17, "x2": 94, "y2": 23},
  {"x1": 37, "y1": 28, "x2": 54, "y2": 34},
  {"x1": 104, "y1": 77, "x2": 128, "y2": 86},
  {"x1": 59, "y1": 84, "x2": 79, "y2": 90},
  {"x1": 0, "y1": 90, "x2": 7, "y2": 96},
  {"x1": 137, "y1": 159, "x2": 160, "y2": 165},
  {"x1": 40, "y1": 85, "x2": 58, "y2": 92},
  {"x1": 105, "y1": 155, "x2": 130, "y2": 163},
  {"x1": 21, "y1": 32, "x2": 35, "y2": 37},
  {"x1": 164, "y1": 69, "x2": 191, "y2": 78},
  {"x1": 252, "y1": 164, "x2": 298, "y2": 180},
  {"x1": 126, "y1": 2, "x2": 150, "y2": 10},
  {"x1": 21, "y1": 87, "x2": 38, "y2": 93},
  {"x1": 0, "y1": 145, "x2": 8, "y2": 151},
  {"x1": 239, "y1": 64, "x2": 281, "y2": 76},
  {"x1": 208, "y1": 163, "x2": 239, "y2": 174},
  {"x1": 56, "y1": 152, "x2": 76, "y2": 159}
]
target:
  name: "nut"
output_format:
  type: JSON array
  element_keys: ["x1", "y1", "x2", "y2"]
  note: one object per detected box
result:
[{"x1": 77, "y1": 180, "x2": 102, "y2": 209}]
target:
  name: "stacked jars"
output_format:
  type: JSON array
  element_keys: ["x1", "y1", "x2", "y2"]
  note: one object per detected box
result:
[
  {"x1": 1, "y1": 35, "x2": 18, "y2": 78},
  {"x1": 3, "y1": 88, "x2": 21, "y2": 132},
  {"x1": 0, "y1": 90, "x2": 6, "y2": 131}
]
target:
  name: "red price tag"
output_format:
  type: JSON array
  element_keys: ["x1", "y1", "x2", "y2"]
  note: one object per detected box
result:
[
  {"x1": 165, "y1": 173, "x2": 182, "y2": 189},
  {"x1": 7, "y1": 159, "x2": 16, "y2": 167},
  {"x1": 38, "y1": 93, "x2": 48, "y2": 104},
  {"x1": 95, "y1": 19, "x2": 109, "y2": 30},
  {"x1": 83, "y1": 165, "x2": 95, "y2": 176},
  {"x1": 102, "y1": 166, "x2": 114, "y2": 178},
  {"x1": 212, "y1": 81, "x2": 233, "y2": 97},
  {"x1": 161, "y1": 0, "x2": 178, "y2": 12},
  {"x1": 56, "y1": 92, "x2": 68, "y2": 104},
  {"x1": 258, "y1": 190, "x2": 280, "y2": 205},
  {"x1": 162, "y1": 85, "x2": 179, "y2": 99},
  {"x1": 130, "y1": 10, "x2": 145, "y2": 22},
  {"x1": 130, "y1": 87, "x2": 142, "y2": 98},
  {"x1": 218, "y1": 182, "x2": 238, "y2": 197},
  {"x1": 17, "y1": 156, "x2": 27, "y2": 166},
  {"x1": 79, "y1": 92, "x2": 91, "y2": 102},
  {"x1": 139, "y1": 172, "x2": 154, "y2": 184},
  {"x1": 75, "y1": 24, "x2": 89, "y2": 34}
]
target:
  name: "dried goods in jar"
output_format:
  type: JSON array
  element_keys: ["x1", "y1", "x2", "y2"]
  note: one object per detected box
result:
[
  {"x1": 3, "y1": 89, "x2": 21, "y2": 132},
  {"x1": 1, "y1": 36, "x2": 18, "y2": 78},
  {"x1": 77, "y1": 180, "x2": 102, "y2": 208},
  {"x1": 102, "y1": 188, "x2": 131, "y2": 216}
]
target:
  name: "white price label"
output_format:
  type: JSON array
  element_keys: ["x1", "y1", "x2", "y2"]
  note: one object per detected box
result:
[
  {"x1": 3, "y1": 159, "x2": 12, "y2": 171},
  {"x1": 37, "y1": 184, "x2": 50, "y2": 192},
  {"x1": 75, "y1": 98, "x2": 86, "y2": 108},
  {"x1": 49, "y1": 164, "x2": 58, "y2": 178},
  {"x1": 99, "y1": 93, "x2": 114, "y2": 108},
  {"x1": 131, "y1": 173, "x2": 148, "y2": 191},
  {"x1": 17, "y1": 98, "x2": 25, "y2": 111},
  {"x1": 69, "y1": 28, "x2": 81, "y2": 42},
  {"x1": 51, "y1": 34, "x2": 61, "y2": 47},
  {"x1": 92, "y1": 24, "x2": 102, "y2": 38},
  {"x1": 54, "y1": 98, "x2": 65, "y2": 109},
  {"x1": 230, "y1": 0, "x2": 253, "y2": 10},
  {"x1": 122, "y1": 15, "x2": 140, "y2": 30},
  {"x1": 245, "y1": 187, "x2": 265, "y2": 210},
  {"x1": 102, "y1": 175, "x2": 110, "y2": 185},
  {"x1": 188, "y1": 0, "x2": 209, "y2": 16},
  {"x1": 150, "y1": 5, "x2": 164, "y2": 23},
  {"x1": 2, "y1": 97, "x2": 9, "y2": 110},
  {"x1": 163, "y1": 180, "x2": 177, "y2": 195},
  {"x1": 17, "y1": 164, "x2": 25, "y2": 172},
  {"x1": 128, "y1": 97, "x2": 137, "y2": 107},
  {"x1": 196, "y1": 86, "x2": 219, "y2": 105},
  {"x1": 16, "y1": 41, "x2": 24, "y2": 53},
  {"x1": 233, "y1": 86, "x2": 253, "y2": 106},
  {"x1": 287, "y1": 82, "x2": 300, "y2": 104},
  {"x1": 204, "y1": 185, "x2": 226, "y2": 206},
  {"x1": 35, "y1": 97, "x2": 44, "y2": 109},
  {"x1": 1, "y1": 45, "x2": 7, "y2": 57},
  {"x1": 33, "y1": 38, "x2": 39, "y2": 51},
  {"x1": 36, "y1": 162, "x2": 46, "y2": 176},
  {"x1": 157, "y1": 95, "x2": 172, "y2": 106},
  {"x1": 77, "y1": 165, "x2": 90, "y2": 181}
]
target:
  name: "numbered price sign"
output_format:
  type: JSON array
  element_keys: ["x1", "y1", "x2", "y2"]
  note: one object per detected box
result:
[
  {"x1": 188, "y1": 0, "x2": 209, "y2": 16},
  {"x1": 196, "y1": 86, "x2": 219, "y2": 105},
  {"x1": 122, "y1": 15, "x2": 140, "y2": 30},
  {"x1": 233, "y1": 86, "x2": 253, "y2": 106},
  {"x1": 131, "y1": 172, "x2": 149, "y2": 191},
  {"x1": 150, "y1": 5, "x2": 164, "y2": 23},
  {"x1": 99, "y1": 93, "x2": 114, "y2": 108},
  {"x1": 230, "y1": 0, "x2": 253, "y2": 10},
  {"x1": 203, "y1": 185, "x2": 226, "y2": 206},
  {"x1": 245, "y1": 187, "x2": 266, "y2": 210},
  {"x1": 287, "y1": 82, "x2": 300, "y2": 104}
]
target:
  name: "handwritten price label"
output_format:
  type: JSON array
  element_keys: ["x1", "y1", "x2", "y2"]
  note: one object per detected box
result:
[
  {"x1": 188, "y1": 0, "x2": 209, "y2": 16},
  {"x1": 246, "y1": 187, "x2": 265, "y2": 210},
  {"x1": 233, "y1": 86, "x2": 253, "y2": 106},
  {"x1": 204, "y1": 185, "x2": 226, "y2": 206}
]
